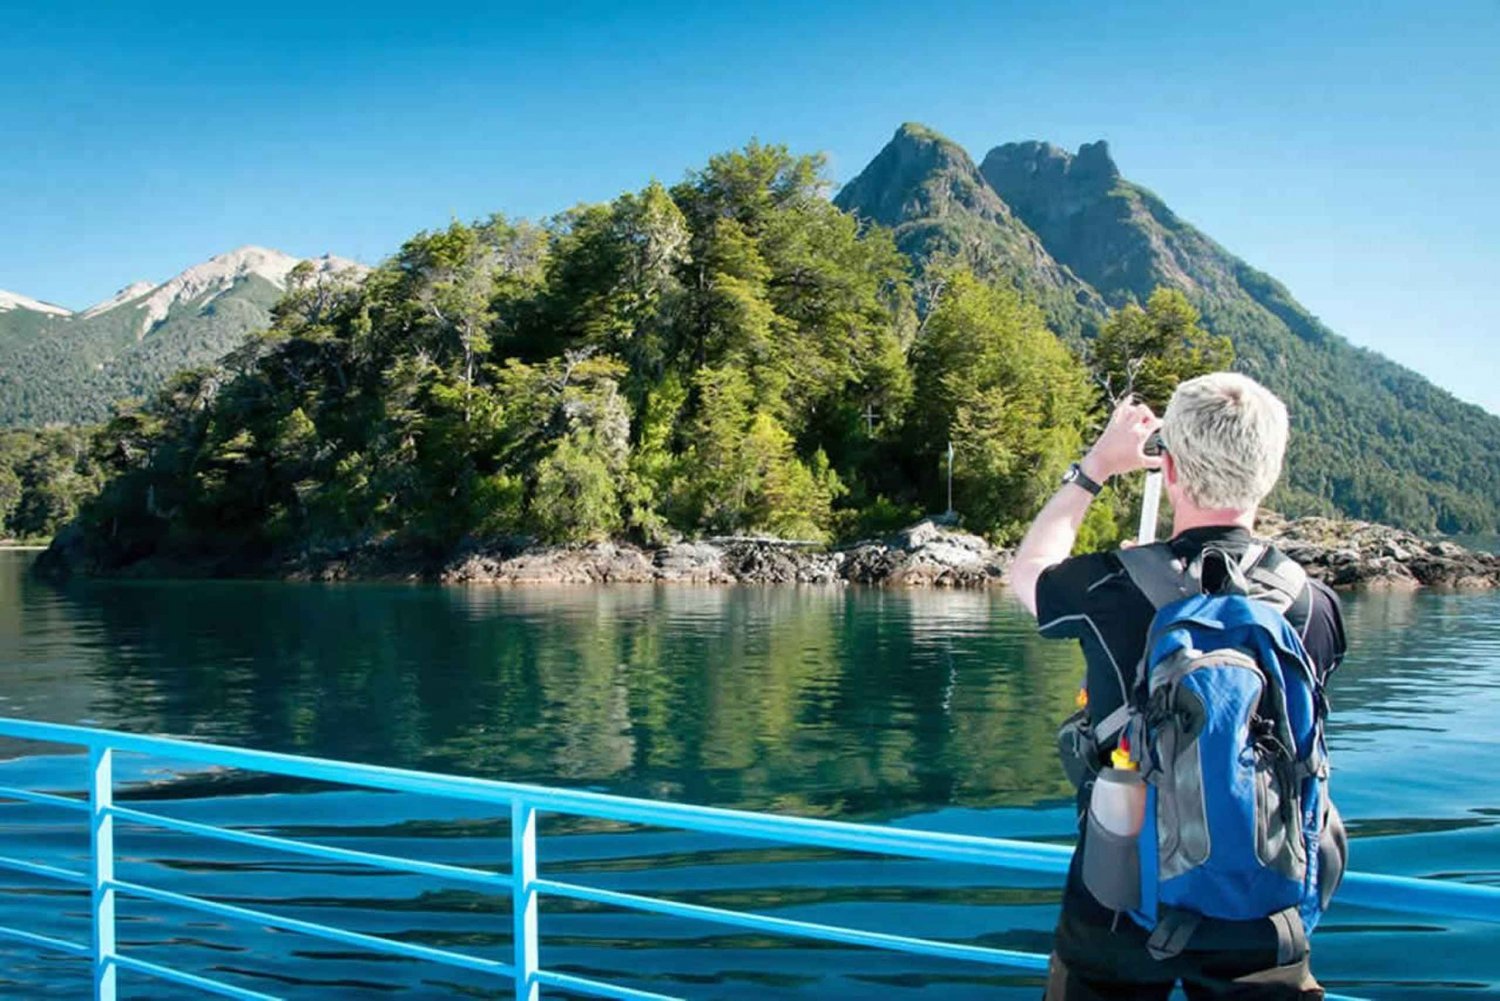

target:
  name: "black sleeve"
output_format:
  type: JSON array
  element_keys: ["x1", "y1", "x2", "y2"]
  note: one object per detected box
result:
[
  {"x1": 1300, "y1": 579, "x2": 1348, "y2": 681},
  {"x1": 1035, "y1": 553, "x2": 1115, "y2": 639}
]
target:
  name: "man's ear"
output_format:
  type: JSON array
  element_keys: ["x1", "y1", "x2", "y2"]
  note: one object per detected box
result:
[{"x1": 1163, "y1": 452, "x2": 1177, "y2": 486}]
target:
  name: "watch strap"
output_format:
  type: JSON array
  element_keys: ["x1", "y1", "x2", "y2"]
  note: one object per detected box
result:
[{"x1": 1066, "y1": 462, "x2": 1104, "y2": 496}]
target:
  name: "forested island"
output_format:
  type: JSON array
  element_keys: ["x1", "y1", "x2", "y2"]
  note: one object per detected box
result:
[{"x1": 9, "y1": 127, "x2": 1500, "y2": 584}]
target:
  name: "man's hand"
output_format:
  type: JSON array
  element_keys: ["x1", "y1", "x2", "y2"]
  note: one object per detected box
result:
[
  {"x1": 1080, "y1": 400, "x2": 1163, "y2": 485},
  {"x1": 1007, "y1": 399, "x2": 1162, "y2": 617}
]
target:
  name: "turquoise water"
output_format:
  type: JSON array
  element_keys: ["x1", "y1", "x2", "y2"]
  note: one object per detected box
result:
[
  {"x1": 0, "y1": 550, "x2": 1496, "y2": 998},
  {"x1": 1452, "y1": 533, "x2": 1500, "y2": 556}
]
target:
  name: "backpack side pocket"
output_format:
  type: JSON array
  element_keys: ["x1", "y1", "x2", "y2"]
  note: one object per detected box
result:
[
  {"x1": 1082, "y1": 808, "x2": 1142, "y2": 911},
  {"x1": 1318, "y1": 797, "x2": 1348, "y2": 910},
  {"x1": 1255, "y1": 758, "x2": 1307, "y2": 881}
]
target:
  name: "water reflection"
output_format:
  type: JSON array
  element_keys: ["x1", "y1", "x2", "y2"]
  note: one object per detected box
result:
[{"x1": 4, "y1": 560, "x2": 1082, "y2": 818}]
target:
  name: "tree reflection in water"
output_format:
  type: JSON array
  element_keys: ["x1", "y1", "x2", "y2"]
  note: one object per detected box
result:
[{"x1": 20, "y1": 565, "x2": 1083, "y2": 818}]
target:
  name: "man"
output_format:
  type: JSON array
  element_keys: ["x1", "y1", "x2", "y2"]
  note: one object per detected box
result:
[{"x1": 1009, "y1": 373, "x2": 1346, "y2": 1001}]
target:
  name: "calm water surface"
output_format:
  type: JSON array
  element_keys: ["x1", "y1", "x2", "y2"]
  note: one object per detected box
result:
[{"x1": 0, "y1": 550, "x2": 1496, "y2": 999}]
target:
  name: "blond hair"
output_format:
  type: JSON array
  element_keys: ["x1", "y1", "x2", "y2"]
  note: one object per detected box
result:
[{"x1": 1162, "y1": 372, "x2": 1289, "y2": 510}]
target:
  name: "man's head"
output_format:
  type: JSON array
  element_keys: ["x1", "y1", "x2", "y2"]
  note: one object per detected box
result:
[{"x1": 1161, "y1": 372, "x2": 1289, "y2": 516}]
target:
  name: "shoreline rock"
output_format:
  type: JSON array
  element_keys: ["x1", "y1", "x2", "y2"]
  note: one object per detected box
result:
[
  {"x1": 35, "y1": 515, "x2": 1499, "y2": 590},
  {"x1": 1256, "y1": 513, "x2": 1500, "y2": 590},
  {"x1": 431, "y1": 521, "x2": 1008, "y2": 587}
]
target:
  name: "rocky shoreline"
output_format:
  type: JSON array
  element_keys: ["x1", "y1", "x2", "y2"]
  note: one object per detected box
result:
[
  {"x1": 1256, "y1": 513, "x2": 1500, "y2": 590},
  {"x1": 295, "y1": 519, "x2": 1013, "y2": 588},
  {"x1": 280, "y1": 514, "x2": 1498, "y2": 590}
]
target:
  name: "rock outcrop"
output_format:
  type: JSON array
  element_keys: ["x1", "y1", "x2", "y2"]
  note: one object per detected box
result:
[
  {"x1": 432, "y1": 526, "x2": 985, "y2": 587},
  {"x1": 345, "y1": 520, "x2": 1010, "y2": 587},
  {"x1": 1258, "y1": 513, "x2": 1500, "y2": 589}
]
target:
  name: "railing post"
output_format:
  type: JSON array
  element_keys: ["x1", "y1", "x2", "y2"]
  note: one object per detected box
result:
[
  {"x1": 511, "y1": 798, "x2": 538, "y2": 1001},
  {"x1": 88, "y1": 746, "x2": 116, "y2": 1001}
]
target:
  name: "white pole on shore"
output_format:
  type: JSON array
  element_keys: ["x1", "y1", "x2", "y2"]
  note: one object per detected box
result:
[
  {"x1": 945, "y1": 440, "x2": 955, "y2": 517},
  {"x1": 1137, "y1": 471, "x2": 1163, "y2": 545}
]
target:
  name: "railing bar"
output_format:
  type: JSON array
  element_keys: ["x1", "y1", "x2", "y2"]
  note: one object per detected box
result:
[
  {"x1": 109, "y1": 879, "x2": 515, "y2": 978},
  {"x1": 534, "y1": 969, "x2": 684, "y2": 1000},
  {"x1": 0, "y1": 853, "x2": 90, "y2": 885},
  {"x1": 89, "y1": 745, "x2": 116, "y2": 1001},
  {"x1": 534, "y1": 878, "x2": 1050, "y2": 972},
  {"x1": 0, "y1": 785, "x2": 89, "y2": 812},
  {"x1": 0, "y1": 718, "x2": 1071, "y2": 870},
  {"x1": 0, "y1": 923, "x2": 90, "y2": 956},
  {"x1": 525, "y1": 799, "x2": 1076, "y2": 872},
  {"x1": 112, "y1": 954, "x2": 282, "y2": 1001},
  {"x1": 1340, "y1": 871, "x2": 1500, "y2": 925},
  {"x1": 108, "y1": 805, "x2": 510, "y2": 890},
  {"x1": 512, "y1": 799, "x2": 539, "y2": 1001}
]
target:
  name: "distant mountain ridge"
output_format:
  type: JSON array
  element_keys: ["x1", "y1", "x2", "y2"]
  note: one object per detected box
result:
[
  {"x1": 0, "y1": 290, "x2": 72, "y2": 316},
  {"x1": 0, "y1": 247, "x2": 364, "y2": 426},
  {"x1": 837, "y1": 125, "x2": 1500, "y2": 533}
]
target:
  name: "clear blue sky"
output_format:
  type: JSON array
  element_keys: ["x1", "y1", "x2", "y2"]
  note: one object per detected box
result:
[{"x1": 5, "y1": 1, "x2": 1497, "y2": 412}]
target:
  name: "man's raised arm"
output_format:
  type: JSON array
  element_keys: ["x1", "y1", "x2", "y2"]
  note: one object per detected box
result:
[{"x1": 1008, "y1": 401, "x2": 1161, "y2": 617}]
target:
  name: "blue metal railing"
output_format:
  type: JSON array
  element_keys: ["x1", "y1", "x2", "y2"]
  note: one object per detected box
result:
[{"x1": 0, "y1": 718, "x2": 1495, "y2": 1000}]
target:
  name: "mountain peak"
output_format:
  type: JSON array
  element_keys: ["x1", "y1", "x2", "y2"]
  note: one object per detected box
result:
[
  {"x1": 0, "y1": 289, "x2": 72, "y2": 317},
  {"x1": 1, "y1": 244, "x2": 367, "y2": 427},
  {"x1": 892, "y1": 121, "x2": 956, "y2": 146},
  {"x1": 81, "y1": 280, "x2": 158, "y2": 319},
  {"x1": 981, "y1": 137, "x2": 1206, "y2": 305},
  {"x1": 980, "y1": 139, "x2": 1118, "y2": 190},
  {"x1": 1073, "y1": 140, "x2": 1120, "y2": 182},
  {"x1": 130, "y1": 247, "x2": 365, "y2": 337},
  {"x1": 834, "y1": 122, "x2": 992, "y2": 229},
  {"x1": 834, "y1": 125, "x2": 1103, "y2": 335}
]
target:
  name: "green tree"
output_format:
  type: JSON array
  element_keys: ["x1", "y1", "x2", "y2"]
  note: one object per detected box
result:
[
  {"x1": 0, "y1": 427, "x2": 102, "y2": 541},
  {"x1": 531, "y1": 434, "x2": 623, "y2": 542},
  {"x1": 1091, "y1": 287, "x2": 1233, "y2": 411},
  {"x1": 911, "y1": 269, "x2": 1096, "y2": 543},
  {"x1": 541, "y1": 182, "x2": 688, "y2": 385},
  {"x1": 674, "y1": 367, "x2": 842, "y2": 539}
]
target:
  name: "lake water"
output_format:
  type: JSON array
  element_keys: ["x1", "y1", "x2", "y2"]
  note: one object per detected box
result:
[{"x1": 0, "y1": 549, "x2": 1496, "y2": 999}]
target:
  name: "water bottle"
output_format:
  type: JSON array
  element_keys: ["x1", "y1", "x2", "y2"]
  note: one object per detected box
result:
[
  {"x1": 1091, "y1": 738, "x2": 1146, "y2": 837},
  {"x1": 1081, "y1": 735, "x2": 1145, "y2": 910}
]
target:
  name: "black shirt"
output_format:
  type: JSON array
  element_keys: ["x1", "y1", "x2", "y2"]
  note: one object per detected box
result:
[
  {"x1": 1034, "y1": 525, "x2": 1347, "y2": 925},
  {"x1": 1037, "y1": 526, "x2": 1346, "y2": 741}
]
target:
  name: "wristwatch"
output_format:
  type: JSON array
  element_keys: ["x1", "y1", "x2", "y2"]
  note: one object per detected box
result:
[{"x1": 1062, "y1": 462, "x2": 1104, "y2": 496}]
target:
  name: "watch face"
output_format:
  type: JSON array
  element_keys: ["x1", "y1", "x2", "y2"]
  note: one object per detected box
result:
[{"x1": 1062, "y1": 464, "x2": 1079, "y2": 483}]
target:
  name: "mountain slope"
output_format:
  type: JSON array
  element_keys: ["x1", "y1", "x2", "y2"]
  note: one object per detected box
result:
[
  {"x1": 0, "y1": 291, "x2": 73, "y2": 353},
  {"x1": 977, "y1": 141, "x2": 1251, "y2": 307},
  {"x1": 976, "y1": 139, "x2": 1500, "y2": 532},
  {"x1": 840, "y1": 126, "x2": 1499, "y2": 533},
  {"x1": 834, "y1": 124, "x2": 1102, "y2": 340},
  {"x1": 0, "y1": 248, "x2": 364, "y2": 426}
]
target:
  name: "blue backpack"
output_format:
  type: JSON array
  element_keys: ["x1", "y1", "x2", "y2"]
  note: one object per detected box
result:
[{"x1": 1106, "y1": 543, "x2": 1346, "y2": 962}]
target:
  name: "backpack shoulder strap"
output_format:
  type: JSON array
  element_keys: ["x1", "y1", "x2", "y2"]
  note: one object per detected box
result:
[
  {"x1": 1119, "y1": 539, "x2": 1309, "y2": 614},
  {"x1": 1244, "y1": 543, "x2": 1310, "y2": 617},
  {"x1": 1116, "y1": 544, "x2": 1196, "y2": 610}
]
